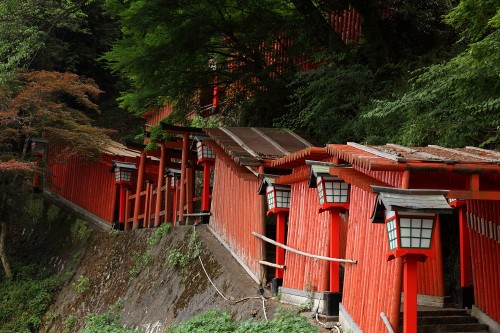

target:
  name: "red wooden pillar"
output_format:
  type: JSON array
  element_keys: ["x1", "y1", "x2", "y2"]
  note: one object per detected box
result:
[
  {"x1": 133, "y1": 151, "x2": 147, "y2": 229},
  {"x1": 118, "y1": 185, "x2": 126, "y2": 223},
  {"x1": 403, "y1": 256, "x2": 419, "y2": 333},
  {"x1": 124, "y1": 189, "x2": 131, "y2": 230},
  {"x1": 178, "y1": 133, "x2": 189, "y2": 223},
  {"x1": 201, "y1": 161, "x2": 212, "y2": 212},
  {"x1": 329, "y1": 209, "x2": 341, "y2": 292},
  {"x1": 275, "y1": 212, "x2": 286, "y2": 279},
  {"x1": 164, "y1": 176, "x2": 172, "y2": 224},
  {"x1": 459, "y1": 207, "x2": 472, "y2": 287},
  {"x1": 172, "y1": 178, "x2": 179, "y2": 225},
  {"x1": 154, "y1": 142, "x2": 166, "y2": 227}
]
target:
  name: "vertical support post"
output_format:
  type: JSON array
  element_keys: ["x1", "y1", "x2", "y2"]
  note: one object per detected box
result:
[
  {"x1": 390, "y1": 170, "x2": 410, "y2": 329},
  {"x1": 178, "y1": 133, "x2": 189, "y2": 223},
  {"x1": 164, "y1": 176, "x2": 172, "y2": 224},
  {"x1": 119, "y1": 185, "x2": 126, "y2": 223},
  {"x1": 202, "y1": 162, "x2": 211, "y2": 211},
  {"x1": 143, "y1": 181, "x2": 151, "y2": 228},
  {"x1": 275, "y1": 212, "x2": 286, "y2": 279},
  {"x1": 172, "y1": 179, "x2": 178, "y2": 225},
  {"x1": 458, "y1": 204, "x2": 473, "y2": 308},
  {"x1": 133, "y1": 151, "x2": 147, "y2": 229},
  {"x1": 403, "y1": 258, "x2": 418, "y2": 333},
  {"x1": 186, "y1": 167, "x2": 194, "y2": 224},
  {"x1": 459, "y1": 205, "x2": 471, "y2": 287},
  {"x1": 124, "y1": 189, "x2": 131, "y2": 230},
  {"x1": 154, "y1": 143, "x2": 166, "y2": 227},
  {"x1": 329, "y1": 210, "x2": 341, "y2": 292}
]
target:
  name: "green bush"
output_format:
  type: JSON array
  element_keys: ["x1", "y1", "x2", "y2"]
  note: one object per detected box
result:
[
  {"x1": 0, "y1": 270, "x2": 63, "y2": 333},
  {"x1": 147, "y1": 222, "x2": 172, "y2": 245},
  {"x1": 71, "y1": 219, "x2": 93, "y2": 242},
  {"x1": 73, "y1": 275, "x2": 90, "y2": 294},
  {"x1": 129, "y1": 250, "x2": 152, "y2": 277},
  {"x1": 166, "y1": 308, "x2": 319, "y2": 333},
  {"x1": 165, "y1": 249, "x2": 190, "y2": 268},
  {"x1": 80, "y1": 311, "x2": 143, "y2": 333}
]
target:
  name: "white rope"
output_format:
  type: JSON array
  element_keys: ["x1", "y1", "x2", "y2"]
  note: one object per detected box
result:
[
  {"x1": 192, "y1": 225, "x2": 269, "y2": 319},
  {"x1": 193, "y1": 226, "x2": 229, "y2": 301}
]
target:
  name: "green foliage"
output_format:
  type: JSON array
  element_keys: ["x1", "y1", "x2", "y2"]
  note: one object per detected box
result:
[
  {"x1": 445, "y1": 0, "x2": 500, "y2": 41},
  {"x1": 166, "y1": 309, "x2": 237, "y2": 333},
  {"x1": 0, "y1": 266, "x2": 63, "y2": 333},
  {"x1": 63, "y1": 314, "x2": 76, "y2": 333},
  {"x1": 278, "y1": 64, "x2": 375, "y2": 144},
  {"x1": 80, "y1": 310, "x2": 143, "y2": 333},
  {"x1": 166, "y1": 249, "x2": 190, "y2": 269},
  {"x1": 129, "y1": 250, "x2": 152, "y2": 277},
  {"x1": 0, "y1": 0, "x2": 90, "y2": 80},
  {"x1": 363, "y1": 29, "x2": 500, "y2": 148},
  {"x1": 71, "y1": 219, "x2": 93, "y2": 242},
  {"x1": 166, "y1": 308, "x2": 319, "y2": 333},
  {"x1": 147, "y1": 222, "x2": 172, "y2": 245},
  {"x1": 73, "y1": 275, "x2": 90, "y2": 294},
  {"x1": 24, "y1": 198, "x2": 45, "y2": 222},
  {"x1": 166, "y1": 230, "x2": 201, "y2": 268}
]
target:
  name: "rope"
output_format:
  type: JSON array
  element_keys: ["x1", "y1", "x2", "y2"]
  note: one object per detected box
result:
[
  {"x1": 192, "y1": 225, "x2": 268, "y2": 320},
  {"x1": 193, "y1": 225, "x2": 229, "y2": 301}
]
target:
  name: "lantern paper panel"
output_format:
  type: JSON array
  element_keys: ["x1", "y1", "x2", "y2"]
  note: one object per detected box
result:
[
  {"x1": 266, "y1": 185, "x2": 291, "y2": 212},
  {"x1": 115, "y1": 169, "x2": 132, "y2": 182},
  {"x1": 317, "y1": 176, "x2": 349, "y2": 208},
  {"x1": 197, "y1": 142, "x2": 215, "y2": 160},
  {"x1": 399, "y1": 217, "x2": 434, "y2": 249}
]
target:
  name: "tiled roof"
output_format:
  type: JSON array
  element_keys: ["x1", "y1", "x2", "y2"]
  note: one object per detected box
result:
[
  {"x1": 326, "y1": 143, "x2": 500, "y2": 172},
  {"x1": 204, "y1": 127, "x2": 315, "y2": 166}
]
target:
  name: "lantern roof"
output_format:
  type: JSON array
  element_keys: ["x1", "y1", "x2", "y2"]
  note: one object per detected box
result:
[
  {"x1": 31, "y1": 137, "x2": 48, "y2": 144},
  {"x1": 258, "y1": 174, "x2": 279, "y2": 195},
  {"x1": 165, "y1": 167, "x2": 182, "y2": 178},
  {"x1": 111, "y1": 161, "x2": 137, "y2": 172},
  {"x1": 190, "y1": 135, "x2": 213, "y2": 151},
  {"x1": 306, "y1": 160, "x2": 351, "y2": 188},
  {"x1": 370, "y1": 186, "x2": 453, "y2": 223}
]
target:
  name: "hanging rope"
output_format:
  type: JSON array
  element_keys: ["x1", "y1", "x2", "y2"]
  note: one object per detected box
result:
[{"x1": 192, "y1": 225, "x2": 268, "y2": 320}]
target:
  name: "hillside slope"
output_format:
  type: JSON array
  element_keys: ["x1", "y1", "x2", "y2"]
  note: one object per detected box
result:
[{"x1": 41, "y1": 224, "x2": 272, "y2": 333}]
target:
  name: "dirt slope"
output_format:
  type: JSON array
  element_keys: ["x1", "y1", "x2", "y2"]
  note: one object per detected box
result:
[{"x1": 41, "y1": 224, "x2": 272, "y2": 333}]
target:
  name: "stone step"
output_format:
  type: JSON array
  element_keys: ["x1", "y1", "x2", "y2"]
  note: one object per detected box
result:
[
  {"x1": 416, "y1": 309, "x2": 469, "y2": 317},
  {"x1": 417, "y1": 315, "x2": 479, "y2": 325},
  {"x1": 399, "y1": 323, "x2": 490, "y2": 333},
  {"x1": 420, "y1": 323, "x2": 489, "y2": 332}
]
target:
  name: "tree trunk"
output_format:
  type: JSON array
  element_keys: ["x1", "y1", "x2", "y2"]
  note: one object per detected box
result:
[{"x1": 0, "y1": 221, "x2": 13, "y2": 279}]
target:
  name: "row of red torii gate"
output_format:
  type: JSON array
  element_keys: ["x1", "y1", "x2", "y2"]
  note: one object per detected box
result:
[{"x1": 32, "y1": 122, "x2": 500, "y2": 333}]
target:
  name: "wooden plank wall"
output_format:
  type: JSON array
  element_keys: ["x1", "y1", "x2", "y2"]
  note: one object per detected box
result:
[
  {"x1": 360, "y1": 167, "x2": 446, "y2": 298},
  {"x1": 283, "y1": 180, "x2": 331, "y2": 292},
  {"x1": 466, "y1": 199, "x2": 500, "y2": 323},
  {"x1": 48, "y1": 155, "x2": 116, "y2": 222},
  {"x1": 343, "y1": 185, "x2": 400, "y2": 333},
  {"x1": 209, "y1": 158, "x2": 264, "y2": 280}
]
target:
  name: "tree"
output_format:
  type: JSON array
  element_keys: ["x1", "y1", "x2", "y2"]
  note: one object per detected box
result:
[
  {"x1": 0, "y1": 70, "x2": 112, "y2": 278},
  {"x1": 0, "y1": 0, "x2": 94, "y2": 81},
  {"x1": 362, "y1": 1, "x2": 500, "y2": 148}
]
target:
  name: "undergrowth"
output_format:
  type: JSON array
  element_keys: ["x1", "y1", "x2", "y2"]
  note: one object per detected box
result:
[
  {"x1": 166, "y1": 308, "x2": 319, "y2": 333},
  {"x1": 0, "y1": 265, "x2": 64, "y2": 333}
]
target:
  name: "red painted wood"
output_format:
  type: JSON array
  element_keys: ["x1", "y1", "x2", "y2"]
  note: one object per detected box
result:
[
  {"x1": 179, "y1": 133, "x2": 189, "y2": 222},
  {"x1": 202, "y1": 162, "x2": 212, "y2": 211},
  {"x1": 466, "y1": 199, "x2": 500, "y2": 323},
  {"x1": 459, "y1": 205, "x2": 472, "y2": 287},
  {"x1": 210, "y1": 157, "x2": 264, "y2": 279},
  {"x1": 133, "y1": 152, "x2": 147, "y2": 229},
  {"x1": 329, "y1": 210, "x2": 341, "y2": 292},
  {"x1": 276, "y1": 212, "x2": 286, "y2": 279},
  {"x1": 403, "y1": 258, "x2": 418, "y2": 333}
]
